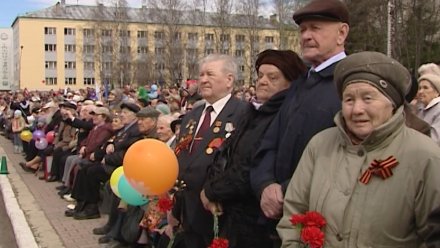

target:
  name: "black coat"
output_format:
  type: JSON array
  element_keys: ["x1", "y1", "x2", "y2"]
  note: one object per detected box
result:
[
  {"x1": 94, "y1": 121, "x2": 142, "y2": 171},
  {"x1": 250, "y1": 63, "x2": 342, "y2": 198},
  {"x1": 172, "y1": 96, "x2": 246, "y2": 244},
  {"x1": 203, "y1": 90, "x2": 287, "y2": 247}
]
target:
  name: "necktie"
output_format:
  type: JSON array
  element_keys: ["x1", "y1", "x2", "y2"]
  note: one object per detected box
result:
[{"x1": 191, "y1": 106, "x2": 214, "y2": 153}]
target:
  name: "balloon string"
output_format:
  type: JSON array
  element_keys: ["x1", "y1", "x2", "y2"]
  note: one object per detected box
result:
[{"x1": 213, "y1": 213, "x2": 219, "y2": 239}]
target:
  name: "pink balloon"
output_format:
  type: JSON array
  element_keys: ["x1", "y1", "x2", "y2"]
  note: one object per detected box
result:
[
  {"x1": 32, "y1": 130, "x2": 45, "y2": 140},
  {"x1": 35, "y1": 138, "x2": 48, "y2": 150},
  {"x1": 46, "y1": 131, "x2": 55, "y2": 144}
]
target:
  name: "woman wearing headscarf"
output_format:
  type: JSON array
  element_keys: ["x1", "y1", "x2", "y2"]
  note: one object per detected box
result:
[
  {"x1": 416, "y1": 73, "x2": 440, "y2": 145},
  {"x1": 277, "y1": 51, "x2": 440, "y2": 247}
]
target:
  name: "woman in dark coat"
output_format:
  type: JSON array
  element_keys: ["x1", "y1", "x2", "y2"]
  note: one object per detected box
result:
[{"x1": 199, "y1": 49, "x2": 307, "y2": 248}]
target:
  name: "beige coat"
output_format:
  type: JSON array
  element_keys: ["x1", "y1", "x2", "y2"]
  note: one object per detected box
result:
[{"x1": 277, "y1": 107, "x2": 440, "y2": 247}]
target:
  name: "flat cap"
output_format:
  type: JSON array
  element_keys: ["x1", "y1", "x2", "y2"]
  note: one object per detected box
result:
[
  {"x1": 136, "y1": 107, "x2": 161, "y2": 118},
  {"x1": 334, "y1": 51, "x2": 411, "y2": 107},
  {"x1": 120, "y1": 102, "x2": 141, "y2": 113},
  {"x1": 59, "y1": 101, "x2": 77, "y2": 110},
  {"x1": 90, "y1": 107, "x2": 111, "y2": 117},
  {"x1": 293, "y1": 0, "x2": 349, "y2": 25}
]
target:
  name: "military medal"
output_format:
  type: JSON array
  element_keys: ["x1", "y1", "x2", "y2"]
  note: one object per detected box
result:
[
  {"x1": 206, "y1": 147, "x2": 213, "y2": 154},
  {"x1": 213, "y1": 127, "x2": 220, "y2": 133},
  {"x1": 225, "y1": 122, "x2": 234, "y2": 138}
]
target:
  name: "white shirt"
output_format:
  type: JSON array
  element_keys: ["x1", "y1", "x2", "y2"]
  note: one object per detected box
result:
[
  {"x1": 310, "y1": 51, "x2": 347, "y2": 74},
  {"x1": 194, "y1": 93, "x2": 232, "y2": 135},
  {"x1": 166, "y1": 135, "x2": 176, "y2": 147}
]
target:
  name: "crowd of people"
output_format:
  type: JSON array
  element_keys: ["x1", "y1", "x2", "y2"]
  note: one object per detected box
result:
[{"x1": 1, "y1": 0, "x2": 440, "y2": 247}]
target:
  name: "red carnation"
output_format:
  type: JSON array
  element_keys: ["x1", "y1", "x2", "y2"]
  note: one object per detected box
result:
[
  {"x1": 300, "y1": 226, "x2": 325, "y2": 248},
  {"x1": 290, "y1": 213, "x2": 306, "y2": 225},
  {"x1": 303, "y1": 211, "x2": 326, "y2": 228},
  {"x1": 208, "y1": 238, "x2": 229, "y2": 248},
  {"x1": 157, "y1": 196, "x2": 173, "y2": 213}
]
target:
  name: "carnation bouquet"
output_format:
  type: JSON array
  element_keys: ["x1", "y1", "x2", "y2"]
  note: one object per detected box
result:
[{"x1": 290, "y1": 211, "x2": 326, "y2": 248}]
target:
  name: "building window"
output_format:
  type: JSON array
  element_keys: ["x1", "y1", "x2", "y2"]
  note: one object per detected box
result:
[
  {"x1": 45, "y1": 61, "x2": 57, "y2": 69},
  {"x1": 220, "y1": 49, "x2": 229, "y2": 55},
  {"x1": 102, "y1": 45, "x2": 113, "y2": 53},
  {"x1": 205, "y1": 33, "x2": 214, "y2": 41},
  {"x1": 154, "y1": 31, "x2": 164, "y2": 40},
  {"x1": 65, "y1": 44, "x2": 76, "y2": 53},
  {"x1": 155, "y1": 63, "x2": 165, "y2": 70},
  {"x1": 119, "y1": 46, "x2": 131, "y2": 54},
  {"x1": 119, "y1": 30, "x2": 131, "y2": 37},
  {"x1": 64, "y1": 28, "x2": 76, "y2": 36},
  {"x1": 220, "y1": 34, "x2": 230, "y2": 42},
  {"x1": 235, "y1": 49, "x2": 244, "y2": 57},
  {"x1": 65, "y1": 77, "x2": 77, "y2": 85},
  {"x1": 103, "y1": 62, "x2": 112, "y2": 70},
  {"x1": 137, "y1": 31, "x2": 147, "y2": 38},
  {"x1": 84, "y1": 77, "x2": 95, "y2": 85},
  {"x1": 174, "y1": 32, "x2": 181, "y2": 41},
  {"x1": 251, "y1": 35, "x2": 259, "y2": 43},
  {"x1": 239, "y1": 65, "x2": 245, "y2": 72},
  {"x1": 155, "y1": 47, "x2": 164, "y2": 55},
  {"x1": 264, "y1": 36, "x2": 274, "y2": 43},
  {"x1": 102, "y1": 29, "x2": 112, "y2": 37},
  {"x1": 186, "y1": 48, "x2": 198, "y2": 57},
  {"x1": 83, "y1": 45, "x2": 94, "y2": 54},
  {"x1": 45, "y1": 44, "x2": 57, "y2": 52},
  {"x1": 83, "y1": 28, "x2": 94, "y2": 37},
  {"x1": 205, "y1": 48, "x2": 214, "y2": 55},
  {"x1": 44, "y1": 27, "x2": 56, "y2": 35},
  {"x1": 236, "y1": 34, "x2": 245, "y2": 42},
  {"x1": 84, "y1": 62, "x2": 94, "y2": 70},
  {"x1": 65, "y1": 61, "x2": 76, "y2": 69},
  {"x1": 45, "y1": 77, "x2": 57, "y2": 85},
  {"x1": 137, "y1": 46, "x2": 148, "y2": 54},
  {"x1": 188, "y1": 32, "x2": 198, "y2": 41}
]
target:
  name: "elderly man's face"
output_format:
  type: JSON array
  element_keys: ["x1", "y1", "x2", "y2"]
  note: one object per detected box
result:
[
  {"x1": 256, "y1": 64, "x2": 290, "y2": 103},
  {"x1": 342, "y1": 82, "x2": 393, "y2": 141},
  {"x1": 120, "y1": 108, "x2": 137, "y2": 125},
  {"x1": 137, "y1": 117, "x2": 156, "y2": 134},
  {"x1": 299, "y1": 20, "x2": 349, "y2": 67},
  {"x1": 198, "y1": 60, "x2": 233, "y2": 104},
  {"x1": 156, "y1": 119, "x2": 173, "y2": 142}
]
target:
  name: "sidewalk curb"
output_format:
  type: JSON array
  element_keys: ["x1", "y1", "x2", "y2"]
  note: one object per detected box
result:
[{"x1": 0, "y1": 156, "x2": 38, "y2": 248}]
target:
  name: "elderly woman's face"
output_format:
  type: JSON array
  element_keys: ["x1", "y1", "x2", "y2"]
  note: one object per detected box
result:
[
  {"x1": 417, "y1": 80, "x2": 439, "y2": 107},
  {"x1": 256, "y1": 64, "x2": 290, "y2": 103},
  {"x1": 342, "y1": 82, "x2": 394, "y2": 140}
]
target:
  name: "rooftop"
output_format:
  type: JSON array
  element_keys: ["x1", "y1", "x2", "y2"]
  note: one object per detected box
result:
[{"x1": 16, "y1": 1, "x2": 281, "y2": 29}]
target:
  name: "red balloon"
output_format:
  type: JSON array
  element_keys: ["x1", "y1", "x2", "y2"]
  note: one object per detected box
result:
[{"x1": 46, "y1": 131, "x2": 55, "y2": 144}]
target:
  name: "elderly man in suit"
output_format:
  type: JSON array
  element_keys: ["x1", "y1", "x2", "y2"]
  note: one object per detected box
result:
[{"x1": 168, "y1": 54, "x2": 246, "y2": 248}]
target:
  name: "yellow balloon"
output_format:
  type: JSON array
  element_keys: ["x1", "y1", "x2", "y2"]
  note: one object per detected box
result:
[
  {"x1": 110, "y1": 166, "x2": 124, "y2": 197},
  {"x1": 20, "y1": 130, "x2": 33, "y2": 142}
]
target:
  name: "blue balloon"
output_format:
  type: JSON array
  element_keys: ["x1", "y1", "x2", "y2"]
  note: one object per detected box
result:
[{"x1": 118, "y1": 175, "x2": 149, "y2": 206}]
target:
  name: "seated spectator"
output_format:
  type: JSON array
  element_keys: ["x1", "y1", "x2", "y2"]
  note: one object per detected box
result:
[{"x1": 66, "y1": 102, "x2": 142, "y2": 220}]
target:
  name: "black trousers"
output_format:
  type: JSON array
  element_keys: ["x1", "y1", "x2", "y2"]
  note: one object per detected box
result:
[
  {"x1": 71, "y1": 163, "x2": 109, "y2": 204},
  {"x1": 50, "y1": 147, "x2": 72, "y2": 179}
]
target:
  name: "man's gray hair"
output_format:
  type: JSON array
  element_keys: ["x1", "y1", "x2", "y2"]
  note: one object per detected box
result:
[{"x1": 199, "y1": 54, "x2": 238, "y2": 80}]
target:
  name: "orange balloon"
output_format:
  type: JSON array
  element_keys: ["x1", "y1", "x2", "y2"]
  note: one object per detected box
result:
[{"x1": 123, "y1": 139, "x2": 178, "y2": 196}]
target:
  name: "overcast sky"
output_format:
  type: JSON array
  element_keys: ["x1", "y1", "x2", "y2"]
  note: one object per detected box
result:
[{"x1": 0, "y1": 0, "x2": 275, "y2": 28}]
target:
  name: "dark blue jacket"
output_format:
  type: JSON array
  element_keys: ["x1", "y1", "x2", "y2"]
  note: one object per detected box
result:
[{"x1": 250, "y1": 62, "x2": 342, "y2": 198}]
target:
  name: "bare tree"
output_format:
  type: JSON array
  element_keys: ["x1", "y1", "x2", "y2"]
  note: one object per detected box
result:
[
  {"x1": 212, "y1": 0, "x2": 234, "y2": 54},
  {"x1": 148, "y1": 0, "x2": 188, "y2": 86},
  {"x1": 235, "y1": 0, "x2": 261, "y2": 84}
]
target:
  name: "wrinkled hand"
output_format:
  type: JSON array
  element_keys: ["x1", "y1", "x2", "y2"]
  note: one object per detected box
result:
[
  {"x1": 260, "y1": 183, "x2": 283, "y2": 219},
  {"x1": 200, "y1": 190, "x2": 223, "y2": 215},
  {"x1": 106, "y1": 144, "x2": 114, "y2": 154}
]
